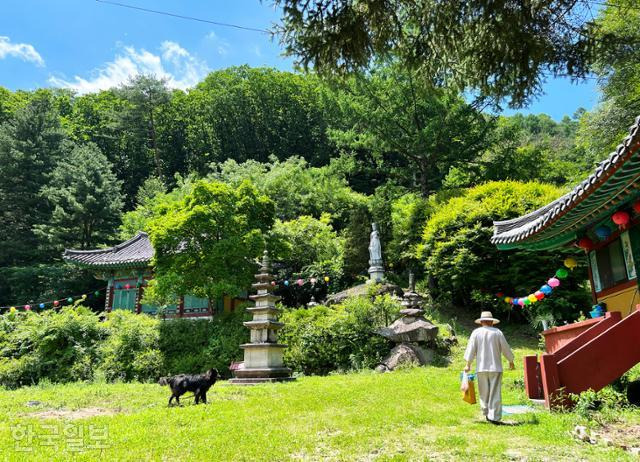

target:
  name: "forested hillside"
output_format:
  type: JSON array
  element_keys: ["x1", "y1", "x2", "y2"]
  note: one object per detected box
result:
[{"x1": 0, "y1": 54, "x2": 633, "y2": 320}]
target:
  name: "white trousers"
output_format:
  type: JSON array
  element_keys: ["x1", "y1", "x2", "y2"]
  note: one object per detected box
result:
[{"x1": 477, "y1": 371, "x2": 503, "y2": 421}]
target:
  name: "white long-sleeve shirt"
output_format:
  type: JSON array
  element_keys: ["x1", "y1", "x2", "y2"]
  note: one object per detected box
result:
[{"x1": 464, "y1": 326, "x2": 515, "y2": 372}]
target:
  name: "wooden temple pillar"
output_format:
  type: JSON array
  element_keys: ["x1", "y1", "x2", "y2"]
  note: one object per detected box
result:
[{"x1": 178, "y1": 296, "x2": 185, "y2": 317}]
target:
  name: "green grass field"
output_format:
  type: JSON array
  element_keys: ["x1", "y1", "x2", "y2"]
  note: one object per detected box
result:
[{"x1": 0, "y1": 321, "x2": 638, "y2": 462}]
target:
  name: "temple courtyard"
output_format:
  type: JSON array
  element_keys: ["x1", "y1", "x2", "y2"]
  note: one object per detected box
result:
[{"x1": 1, "y1": 323, "x2": 638, "y2": 461}]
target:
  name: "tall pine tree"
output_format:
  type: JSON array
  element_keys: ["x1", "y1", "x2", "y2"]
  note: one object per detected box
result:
[
  {"x1": 0, "y1": 91, "x2": 67, "y2": 265},
  {"x1": 35, "y1": 143, "x2": 124, "y2": 250}
]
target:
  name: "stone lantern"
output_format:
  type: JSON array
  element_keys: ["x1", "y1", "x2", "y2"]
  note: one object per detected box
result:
[{"x1": 230, "y1": 251, "x2": 294, "y2": 384}]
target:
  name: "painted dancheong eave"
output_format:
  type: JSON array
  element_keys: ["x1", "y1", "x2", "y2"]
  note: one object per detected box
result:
[{"x1": 492, "y1": 116, "x2": 640, "y2": 251}]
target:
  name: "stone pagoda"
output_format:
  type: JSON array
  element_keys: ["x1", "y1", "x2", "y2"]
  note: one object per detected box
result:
[{"x1": 230, "y1": 250, "x2": 294, "y2": 384}]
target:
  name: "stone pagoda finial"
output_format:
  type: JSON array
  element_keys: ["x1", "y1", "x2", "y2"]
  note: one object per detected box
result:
[{"x1": 230, "y1": 249, "x2": 294, "y2": 384}]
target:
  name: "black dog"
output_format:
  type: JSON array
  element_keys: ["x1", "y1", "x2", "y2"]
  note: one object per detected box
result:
[{"x1": 159, "y1": 368, "x2": 218, "y2": 406}]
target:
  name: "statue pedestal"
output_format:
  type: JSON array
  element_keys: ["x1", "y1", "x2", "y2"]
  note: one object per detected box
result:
[{"x1": 368, "y1": 266, "x2": 385, "y2": 283}]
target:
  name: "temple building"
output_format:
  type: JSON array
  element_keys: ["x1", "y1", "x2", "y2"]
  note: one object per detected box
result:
[
  {"x1": 492, "y1": 115, "x2": 640, "y2": 408},
  {"x1": 63, "y1": 231, "x2": 246, "y2": 318},
  {"x1": 492, "y1": 116, "x2": 640, "y2": 318}
]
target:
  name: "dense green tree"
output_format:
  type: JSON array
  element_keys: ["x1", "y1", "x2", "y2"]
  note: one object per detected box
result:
[
  {"x1": 146, "y1": 180, "x2": 275, "y2": 302},
  {"x1": 577, "y1": 1, "x2": 640, "y2": 165},
  {"x1": 275, "y1": 0, "x2": 605, "y2": 107},
  {"x1": 418, "y1": 181, "x2": 591, "y2": 323},
  {"x1": 70, "y1": 89, "x2": 152, "y2": 206},
  {"x1": 0, "y1": 91, "x2": 67, "y2": 265},
  {"x1": 330, "y1": 66, "x2": 492, "y2": 195},
  {"x1": 447, "y1": 113, "x2": 589, "y2": 189},
  {"x1": 116, "y1": 76, "x2": 172, "y2": 181},
  {"x1": 34, "y1": 143, "x2": 123, "y2": 250},
  {"x1": 209, "y1": 157, "x2": 367, "y2": 228},
  {"x1": 269, "y1": 214, "x2": 344, "y2": 278},
  {"x1": 188, "y1": 66, "x2": 337, "y2": 166}
]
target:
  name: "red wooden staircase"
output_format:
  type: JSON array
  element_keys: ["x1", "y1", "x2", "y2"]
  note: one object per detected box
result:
[{"x1": 524, "y1": 307, "x2": 640, "y2": 408}]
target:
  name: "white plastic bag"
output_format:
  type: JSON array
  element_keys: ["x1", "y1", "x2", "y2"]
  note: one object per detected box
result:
[{"x1": 460, "y1": 371, "x2": 469, "y2": 392}]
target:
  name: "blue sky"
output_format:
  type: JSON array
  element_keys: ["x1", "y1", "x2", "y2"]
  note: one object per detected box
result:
[{"x1": 0, "y1": 0, "x2": 598, "y2": 120}]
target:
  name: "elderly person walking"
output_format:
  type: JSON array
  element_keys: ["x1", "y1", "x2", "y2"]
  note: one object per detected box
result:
[{"x1": 464, "y1": 311, "x2": 515, "y2": 424}]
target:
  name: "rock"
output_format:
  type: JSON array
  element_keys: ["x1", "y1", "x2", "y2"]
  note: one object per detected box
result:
[
  {"x1": 399, "y1": 308, "x2": 424, "y2": 317},
  {"x1": 572, "y1": 425, "x2": 596, "y2": 444},
  {"x1": 376, "y1": 343, "x2": 434, "y2": 372},
  {"x1": 377, "y1": 315, "x2": 439, "y2": 343}
]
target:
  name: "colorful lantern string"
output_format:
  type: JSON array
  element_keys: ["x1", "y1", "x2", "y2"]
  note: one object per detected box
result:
[
  {"x1": 612, "y1": 210, "x2": 630, "y2": 229},
  {"x1": 576, "y1": 237, "x2": 594, "y2": 252},
  {"x1": 1, "y1": 288, "x2": 106, "y2": 313},
  {"x1": 495, "y1": 260, "x2": 580, "y2": 308},
  {"x1": 595, "y1": 225, "x2": 612, "y2": 240}
]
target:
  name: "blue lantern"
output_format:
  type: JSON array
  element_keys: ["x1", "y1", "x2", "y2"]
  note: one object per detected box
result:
[
  {"x1": 595, "y1": 225, "x2": 612, "y2": 240},
  {"x1": 284, "y1": 280, "x2": 290, "y2": 286},
  {"x1": 39, "y1": 303, "x2": 45, "y2": 309},
  {"x1": 540, "y1": 285, "x2": 553, "y2": 295}
]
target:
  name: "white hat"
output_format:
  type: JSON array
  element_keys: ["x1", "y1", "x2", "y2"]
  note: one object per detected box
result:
[{"x1": 475, "y1": 311, "x2": 500, "y2": 325}]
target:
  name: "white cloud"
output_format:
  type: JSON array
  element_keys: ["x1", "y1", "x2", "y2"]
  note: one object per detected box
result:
[
  {"x1": 205, "y1": 31, "x2": 231, "y2": 56},
  {"x1": 0, "y1": 36, "x2": 44, "y2": 66},
  {"x1": 48, "y1": 41, "x2": 209, "y2": 94}
]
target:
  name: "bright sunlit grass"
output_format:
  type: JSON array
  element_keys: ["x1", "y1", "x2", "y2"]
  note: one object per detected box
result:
[{"x1": 0, "y1": 330, "x2": 637, "y2": 461}]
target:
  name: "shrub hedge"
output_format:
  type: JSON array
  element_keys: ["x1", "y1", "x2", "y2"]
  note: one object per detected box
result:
[
  {"x1": 0, "y1": 307, "x2": 249, "y2": 388},
  {"x1": 280, "y1": 295, "x2": 400, "y2": 375},
  {"x1": 0, "y1": 295, "x2": 403, "y2": 387}
]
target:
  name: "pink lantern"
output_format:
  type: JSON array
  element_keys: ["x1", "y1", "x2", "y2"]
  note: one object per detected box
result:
[
  {"x1": 125, "y1": 284, "x2": 131, "y2": 290},
  {"x1": 612, "y1": 210, "x2": 630, "y2": 229},
  {"x1": 518, "y1": 299, "x2": 525, "y2": 306},
  {"x1": 296, "y1": 278, "x2": 304, "y2": 286},
  {"x1": 271, "y1": 281, "x2": 276, "y2": 286},
  {"x1": 53, "y1": 300, "x2": 60, "y2": 307},
  {"x1": 24, "y1": 305, "x2": 31, "y2": 311},
  {"x1": 534, "y1": 291, "x2": 545, "y2": 301},
  {"x1": 548, "y1": 277, "x2": 560, "y2": 288}
]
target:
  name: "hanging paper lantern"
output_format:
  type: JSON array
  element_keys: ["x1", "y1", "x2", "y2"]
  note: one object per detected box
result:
[
  {"x1": 540, "y1": 285, "x2": 553, "y2": 295},
  {"x1": 548, "y1": 277, "x2": 560, "y2": 288},
  {"x1": 612, "y1": 210, "x2": 630, "y2": 229},
  {"x1": 10, "y1": 306, "x2": 15, "y2": 311},
  {"x1": 67, "y1": 297, "x2": 73, "y2": 303},
  {"x1": 563, "y1": 257, "x2": 578, "y2": 270},
  {"x1": 576, "y1": 237, "x2": 594, "y2": 252},
  {"x1": 53, "y1": 300, "x2": 60, "y2": 307},
  {"x1": 116, "y1": 284, "x2": 122, "y2": 289},
  {"x1": 535, "y1": 291, "x2": 545, "y2": 301},
  {"x1": 297, "y1": 279, "x2": 304, "y2": 286},
  {"x1": 633, "y1": 200, "x2": 640, "y2": 214},
  {"x1": 24, "y1": 305, "x2": 31, "y2": 311},
  {"x1": 94, "y1": 291, "x2": 100, "y2": 297},
  {"x1": 518, "y1": 299, "x2": 525, "y2": 306},
  {"x1": 125, "y1": 284, "x2": 131, "y2": 290},
  {"x1": 504, "y1": 296, "x2": 512, "y2": 304},
  {"x1": 523, "y1": 298, "x2": 531, "y2": 305},
  {"x1": 324, "y1": 276, "x2": 330, "y2": 282},
  {"x1": 284, "y1": 280, "x2": 290, "y2": 286},
  {"x1": 555, "y1": 268, "x2": 569, "y2": 279},
  {"x1": 271, "y1": 281, "x2": 276, "y2": 286},
  {"x1": 39, "y1": 303, "x2": 45, "y2": 309},
  {"x1": 595, "y1": 225, "x2": 612, "y2": 240},
  {"x1": 81, "y1": 294, "x2": 87, "y2": 299},
  {"x1": 310, "y1": 278, "x2": 317, "y2": 284},
  {"x1": 496, "y1": 292, "x2": 504, "y2": 298},
  {"x1": 527, "y1": 294, "x2": 537, "y2": 303}
]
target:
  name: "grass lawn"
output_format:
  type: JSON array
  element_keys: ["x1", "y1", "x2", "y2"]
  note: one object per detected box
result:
[{"x1": 0, "y1": 321, "x2": 638, "y2": 461}]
